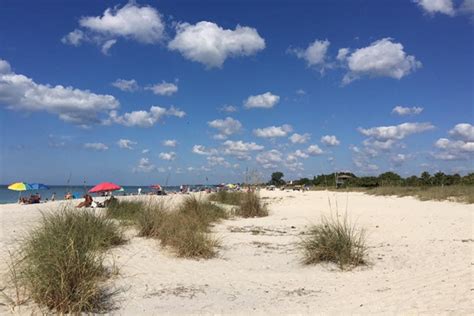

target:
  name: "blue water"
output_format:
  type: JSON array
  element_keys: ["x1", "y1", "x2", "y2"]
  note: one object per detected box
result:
[{"x1": 0, "y1": 185, "x2": 189, "y2": 204}]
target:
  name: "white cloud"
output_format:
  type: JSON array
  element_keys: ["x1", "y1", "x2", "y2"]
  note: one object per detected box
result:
[
  {"x1": 168, "y1": 21, "x2": 265, "y2": 68},
  {"x1": 117, "y1": 139, "x2": 137, "y2": 149},
  {"x1": 254, "y1": 124, "x2": 293, "y2": 138},
  {"x1": 287, "y1": 149, "x2": 309, "y2": 162},
  {"x1": 336, "y1": 48, "x2": 350, "y2": 61},
  {"x1": 142, "y1": 149, "x2": 150, "y2": 154},
  {"x1": 296, "y1": 89, "x2": 306, "y2": 95},
  {"x1": 448, "y1": 123, "x2": 474, "y2": 141},
  {"x1": 0, "y1": 58, "x2": 119, "y2": 126},
  {"x1": 390, "y1": 153, "x2": 409, "y2": 166},
  {"x1": 223, "y1": 140, "x2": 264, "y2": 160},
  {"x1": 192, "y1": 145, "x2": 217, "y2": 156},
  {"x1": 219, "y1": 105, "x2": 238, "y2": 113},
  {"x1": 362, "y1": 139, "x2": 397, "y2": 152},
  {"x1": 321, "y1": 135, "x2": 340, "y2": 146},
  {"x1": 289, "y1": 133, "x2": 310, "y2": 144},
  {"x1": 159, "y1": 151, "x2": 177, "y2": 161},
  {"x1": 392, "y1": 105, "x2": 424, "y2": 116},
  {"x1": 244, "y1": 92, "x2": 280, "y2": 109},
  {"x1": 101, "y1": 39, "x2": 117, "y2": 55},
  {"x1": 207, "y1": 156, "x2": 230, "y2": 167},
  {"x1": 307, "y1": 144, "x2": 323, "y2": 155},
  {"x1": 112, "y1": 79, "x2": 139, "y2": 92},
  {"x1": 163, "y1": 139, "x2": 177, "y2": 147},
  {"x1": 208, "y1": 117, "x2": 242, "y2": 138},
  {"x1": 291, "y1": 39, "x2": 330, "y2": 67},
  {"x1": 63, "y1": 3, "x2": 165, "y2": 53},
  {"x1": 414, "y1": 0, "x2": 455, "y2": 16},
  {"x1": 358, "y1": 122, "x2": 435, "y2": 141},
  {"x1": 435, "y1": 138, "x2": 474, "y2": 152},
  {"x1": 343, "y1": 38, "x2": 422, "y2": 84},
  {"x1": 146, "y1": 81, "x2": 178, "y2": 96},
  {"x1": 84, "y1": 142, "x2": 108, "y2": 151},
  {"x1": 109, "y1": 106, "x2": 185, "y2": 128},
  {"x1": 256, "y1": 149, "x2": 283, "y2": 166},
  {"x1": 134, "y1": 157, "x2": 156, "y2": 173}
]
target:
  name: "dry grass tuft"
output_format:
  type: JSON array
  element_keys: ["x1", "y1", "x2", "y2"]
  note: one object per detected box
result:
[
  {"x1": 234, "y1": 191, "x2": 269, "y2": 218},
  {"x1": 12, "y1": 208, "x2": 124, "y2": 313},
  {"x1": 301, "y1": 213, "x2": 367, "y2": 270}
]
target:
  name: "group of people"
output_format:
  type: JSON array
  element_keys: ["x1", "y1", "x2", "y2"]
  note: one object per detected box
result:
[
  {"x1": 76, "y1": 194, "x2": 117, "y2": 208},
  {"x1": 18, "y1": 192, "x2": 57, "y2": 204}
]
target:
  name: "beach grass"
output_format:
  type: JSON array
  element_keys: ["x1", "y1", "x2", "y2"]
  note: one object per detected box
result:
[
  {"x1": 301, "y1": 212, "x2": 367, "y2": 270},
  {"x1": 109, "y1": 196, "x2": 227, "y2": 259},
  {"x1": 12, "y1": 208, "x2": 124, "y2": 313},
  {"x1": 313, "y1": 185, "x2": 474, "y2": 203},
  {"x1": 210, "y1": 190, "x2": 269, "y2": 217},
  {"x1": 106, "y1": 199, "x2": 145, "y2": 224}
]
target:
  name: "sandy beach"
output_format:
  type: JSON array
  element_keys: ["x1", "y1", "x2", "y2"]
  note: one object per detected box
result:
[{"x1": 1, "y1": 190, "x2": 473, "y2": 314}]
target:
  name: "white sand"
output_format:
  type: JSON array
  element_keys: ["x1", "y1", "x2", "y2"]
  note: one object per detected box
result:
[{"x1": 1, "y1": 190, "x2": 473, "y2": 314}]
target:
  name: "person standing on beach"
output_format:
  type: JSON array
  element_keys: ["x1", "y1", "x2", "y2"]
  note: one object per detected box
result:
[
  {"x1": 51, "y1": 192, "x2": 56, "y2": 201},
  {"x1": 138, "y1": 187, "x2": 142, "y2": 195}
]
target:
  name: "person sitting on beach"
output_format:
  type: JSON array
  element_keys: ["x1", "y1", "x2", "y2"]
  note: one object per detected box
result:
[
  {"x1": 76, "y1": 194, "x2": 93, "y2": 208},
  {"x1": 51, "y1": 192, "x2": 56, "y2": 201},
  {"x1": 18, "y1": 196, "x2": 29, "y2": 204},
  {"x1": 103, "y1": 195, "x2": 117, "y2": 207},
  {"x1": 28, "y1": 194, "x2": 41, "y2": 204},
  {"x1": 64, "y1": 192, "x2": 73, "y2": 200}
]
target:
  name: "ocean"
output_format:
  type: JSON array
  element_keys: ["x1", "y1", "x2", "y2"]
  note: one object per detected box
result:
[{"x1": 0, "y1": 185, "x2": 189, "y2": 204}]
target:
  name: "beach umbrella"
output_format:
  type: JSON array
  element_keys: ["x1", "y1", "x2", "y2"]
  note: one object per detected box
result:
[
  {"x1": 88, "y1": 182, "x2": 121, "y2": 194},
  {"x1": 151, "y1": 184, "x2": 162, "y2": 190},
  {"x1": 8, "y1": 182, "x2": 33, "y2": 201},
  {"x1": 29, "y1": 183, "x2": 50, "y2": 190},
  {"x1": 8, "y1": 182, "x2": 33, "y2": 191}
]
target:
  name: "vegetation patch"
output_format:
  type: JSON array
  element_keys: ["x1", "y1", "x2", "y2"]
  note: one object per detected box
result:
[
  {"x1": 12, "y1": 208, "x2": 124, "y2": 313},
  {"x1": 301, "y1": 213, "x2": 367, "y2": 270},
  {"x1": 234, "y1": 191, "x2": 269, "y2": 218}
]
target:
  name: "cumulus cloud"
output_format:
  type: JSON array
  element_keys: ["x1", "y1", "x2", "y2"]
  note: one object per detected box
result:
[
  {"x1": 84, "y1": 142, "x2": 108, "y2": 151},
  {"x1": 434, "y1": 123, "x2": 474, "y2": 160},
  {"x1": 358, "y1": 122, "x2": 434, "y2": 141},
  {"x1": 290, "y1": 39, "x2": 330, "y2": 68},
  {"x1": 208, "y1": 117, "x2": 242, "y2": 139},
  {"x1": 307, "y1": 144, "x2": 323, "y2": 155},
  {"x1": 117, "y1": 138, "x2": 137, "y2": 149},
  {"x1": 112, "y1": 79, "x2": 139, "y2": 92},
  {"x1": 342, "y1": 38, "x2": 422, "y2": 84},
  {"x1": 142, "y1": 149, "x2": 150, "y2": 154},
  {"x1": 336, "y1": 48, "x2": 350, "y2": 61},
  {"x1": 448, "y1": 123, "x2": 474, "y2": 141},
  {"x1": 222, "y1": 140, "x2": 264, "y2": 160},
  {"x1": 390, "y1": 153, "x2": 410, "y2": 166},
  {"x1": 163, "y1": 139, "x2": 177, "y2": 147},
  {"x1": 168, "y1": 21, "x2": 265, "y2": 68},
  {"x1": 207, "y1": 156, "x2": 230, "y2": 167},
  {"x1": 0, "y1": 58, "x2": 119, "y2": 126},
  {"x1": 192, "y1": 145, "x2": 217, "y2": 156},
  {"x1": 109, "y1": 106, "x2": 185, "y2": 128},
  {"x1": 244, "y1": 92, "x2": 280, "y2": 109},
  {"x1": 254, "y1": 124, "x2": 293, "y2": 138},
  {"x1": 146, "y1": 81, "x2": 178, "y2": 96},
  {"x1": 134, "y1": 157, "x2": 156, "y2": 173},
  {"x1": 159, "y1": 151, "x2": 177, "y2": 161},
  {"x1": 63, "y1": 3, "x2": 165, "y2": 53},
  {"x1": 287, "y1": 149, "x2": 309, "y2": 161},
  {"x1": 256, "y1": 149, "x2": 283, "y2": 168},
  {"x1": 289, "y1": 133, "x2": 311, "y2": 144},
  {"x1": 392, "y1": 105, "x2": 424, "y2": 116},
  {"x1": 414, "y1": 0, "x2": 455, "y2": 16},
  {"x1": 321, "y1": 135, "x2": 340, "y2": 146},
  {"x1": 219, "y1": 105, "x2": 238, "y2": 113}
]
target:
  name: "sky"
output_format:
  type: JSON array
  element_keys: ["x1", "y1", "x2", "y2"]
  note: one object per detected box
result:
[{"x1": 0, "y1": 0, "x2": 473, "y2": 186}]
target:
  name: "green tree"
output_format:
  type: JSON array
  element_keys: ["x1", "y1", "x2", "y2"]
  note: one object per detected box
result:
[
  {"x1": 269, "y1": 172, "x2": 285, "y2": 186},
  {"x1": 420, "y1": 172, "x2": 432, "y2": 185},
  {"x1": 378, "y1": 172, "x2": 402, "y2": 186}
]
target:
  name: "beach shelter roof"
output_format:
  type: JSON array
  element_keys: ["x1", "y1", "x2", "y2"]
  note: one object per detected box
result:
[
  {"x1": 89, "y1": 182, "x2": 121, "y2": 193},
  {"x1": 8, "y1": 182, "x2": 32, "y2": 191}
]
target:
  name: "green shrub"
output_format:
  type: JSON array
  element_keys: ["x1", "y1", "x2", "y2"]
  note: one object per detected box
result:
[
  {"x1": 106, "y1": 199, "x2": 144, "y2": 224},
  {"x1": 301, "y1": 213, "x2": 367, "y2": 270},
  {"x1": 15, "y1": 209, "x2": 124, "y2": 313}
]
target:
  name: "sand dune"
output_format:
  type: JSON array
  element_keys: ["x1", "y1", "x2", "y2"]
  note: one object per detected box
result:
[{"x1": 1, "y1": 190, "x2": 473, "y2": 314}]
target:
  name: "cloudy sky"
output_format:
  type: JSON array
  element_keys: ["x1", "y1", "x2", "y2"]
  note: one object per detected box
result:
[{"x1": 0, "y1": 0, "x2": 473, "y2": 185}]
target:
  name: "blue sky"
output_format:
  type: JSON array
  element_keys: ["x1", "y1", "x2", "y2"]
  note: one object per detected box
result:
[{"x1": 0, "y1": 0, "x2": 473, "y2": 185}]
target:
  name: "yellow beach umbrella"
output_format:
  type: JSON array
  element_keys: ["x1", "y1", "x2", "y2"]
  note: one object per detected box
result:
[
  {"x1": 8, "y1": 182, "x2": 32, "y2": 191},
  {"x1": 8, "y1": 182, "x2": 33, "y2": 201}
]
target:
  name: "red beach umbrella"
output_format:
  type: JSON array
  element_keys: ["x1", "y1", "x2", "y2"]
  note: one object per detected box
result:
[
  {"x1": 89, "y1": 182, "x2": 121, "y2": 193},
  {"x1": 150, "y1": 184, "x2": 162, "y2": 190}
]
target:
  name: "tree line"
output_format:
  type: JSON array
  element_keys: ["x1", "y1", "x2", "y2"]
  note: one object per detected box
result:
[{"x1": 269, "y1": 171, "x2": 474, "y2": 188}]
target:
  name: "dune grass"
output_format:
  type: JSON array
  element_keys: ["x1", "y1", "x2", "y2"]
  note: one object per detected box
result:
[
  {"x1": 107, "y1": 196, "x2": 227, "y2": 259},
  {"x1": 210, "y1": 190, "x2": 269, "y2": 217},
  {"x1": 12, "y1": 208, "x2": 124, "y2": 313},
  {"x1": 106, "y1": 199, "x2": 145, "y2": 224},
  {"x1": 301, "y1": 213, "x2": 367, "y2": 270},
  {"x1": 363, "y1": 185, "x2": 474, "y2": 203}
]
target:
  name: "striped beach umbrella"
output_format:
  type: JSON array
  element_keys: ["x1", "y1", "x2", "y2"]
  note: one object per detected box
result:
[{"x1": 8, "y1": 182, "x2": 32, "y2": 191}]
